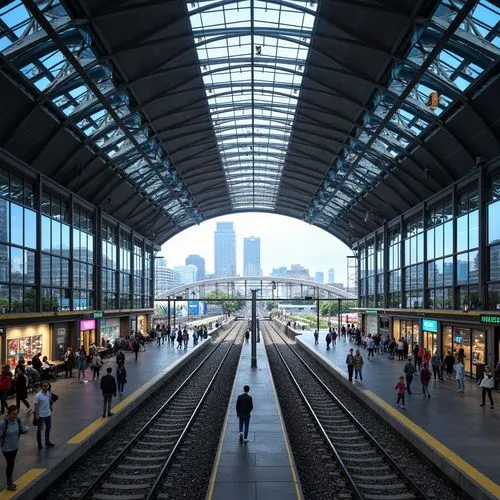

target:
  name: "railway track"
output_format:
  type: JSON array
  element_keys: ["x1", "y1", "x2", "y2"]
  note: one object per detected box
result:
[
  {"x1": 75, "y1": 321, "x2": 244, "y2": 500},
  {"x1": 263, "y1": 321, "x2": 429, "y2": 500}
]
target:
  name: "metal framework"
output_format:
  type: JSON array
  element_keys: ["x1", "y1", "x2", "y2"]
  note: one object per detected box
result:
[
  {"x1": 155, "y1": 276, "x2": 356, "y2": 301},
  {"x1": 0, "y1": 0, "x2": 498, "y2": 246}
]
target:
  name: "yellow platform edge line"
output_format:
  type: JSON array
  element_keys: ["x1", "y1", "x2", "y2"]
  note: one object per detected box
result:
[
  {"x1": 0, "y1": 468, "x2": 46, "y2": 500},
  {"x1": 205, "y1": 341, "x2": 243, "y2": 500},
  {"x1": 297, "y1": 338, "x2": 500, "y2": 497},
  {"x1": 265, "y1": 340, "x2": 303, "y2": 500}
]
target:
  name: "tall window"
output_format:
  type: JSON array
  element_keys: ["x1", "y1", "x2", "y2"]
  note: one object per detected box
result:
[
  {"x1": 456, "y1": 184, "x2": 479, "y2": 308},
  {"x1": 388, "y1": 226, "x2": 401, "y2": 308},
  {"x1": 366, "y1": 240, "x2": 375, "y2": 307},
  {"x1": 102, "y1": 222, "x2": 117, "y2": 309},
  {"x1": 119, "y1": 230, "x2": 131, "y2": 308},
  {"x1": 426, "y1": 197, "x2": 453, "y2": 309},
  {"x1": 358, "y1": 245, "x2": 367, "y2": 307},
  {"x1": 145, "y1": 246, "x2": 153, "y2": 308},
  {"x1": 73, "y1": 206, "x2": 95, "y2": 310},
  {"x1": 133, "y1": 239, "x2": 144, "y2": 308},
  {"x1": 403, "y1": 213, "x2": 424, "y2": 308},
  {"x1": 487, "y1": 174, "x2": 500, "y2": 310},
  {"x1": 376, "y1": 237, "x2": 384, "y2": 307},
  {"x1": 0, "y1": 167, "x2": 37, "y2": 312},
  {"x1": 40, "y1": 189, "x2": 71, "y2": 311}
]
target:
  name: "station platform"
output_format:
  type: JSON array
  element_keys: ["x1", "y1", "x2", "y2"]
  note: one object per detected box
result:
[
  {"x1": 295, "y1": 330, "x2": 500, "y2": 497},
  {"x1": 0, "y1": 338, "x2": 210, "y2": 499},
  {"x1": 207, "y1": 339, "x2": 302, "y2": 500}
]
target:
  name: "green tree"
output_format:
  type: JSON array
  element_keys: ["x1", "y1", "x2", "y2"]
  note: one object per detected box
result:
[
  {"x1": 205, "y1": 290, "x2": 244, "y2": 315},
  {"x1": 265, "y1": 301, "x2": 278, "y2": 311}
]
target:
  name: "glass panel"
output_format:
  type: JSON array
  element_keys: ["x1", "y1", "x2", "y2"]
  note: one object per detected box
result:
[
  {"x1": 24, "y1": 287, "x2": 36, "y2": 312},
  {"x1": 51, "y1": 256, "x2": 61, "y2": 286},
  {"x1": 435, "y1": 224, "x2": 443, "y2": 258},
  {"x1": 10, "y1": 176, "x2": 23, "y2": 203},
  {"x1": 488, "y1": 201, "x2": 500, "y2": 245},
  {"x1": 24, "y1": 209, "x2": 37, "y2": 249},
  {"x1": 469, "y1": 210, "x2": 478, "y2": 249},
  {"x1": 42, "y1": 216, "x2": 51, "y2": 251},
  {"x1": 443, "y1": 221, "x2": 453, "y2": 255},
  {"x1": 10, "y1": 203, "x2": 23, "y2": 245},
  {"x1": 0, "y1": 198, "x2": 8, "y2": 242},
  {"x1": 0, "y1": 244, "x2": 9, "y2": 282},
  {"x1": 457, "y1": 252, "x2": 468, "y2": 284},
  {"x1": 24, "y1": 250, "x2": 35, "y2": 284},
  {"x1": 61, "y1": 223, "x2": 70, "y2": 254},
  {"x1": 41, "y1": 254, "x2": 51, "y2": 286},
  {"x1": 427, "y1": 228, "x2": 434, "y2": 260},
  {"x1": 52, "y1": 220, "x2": 61, "y2": 255},
  {"x1": 60, "y1": 258, "x2": 69, "y2": 287},
  {"x1": 10, "y1": 246, "x2": 23, "y2": 283},
  {"x1": 469, "y1": 250, "x2": 478, "y2": 283},
  {"x1": 443, "y1": 257, "x2": 453, "y2": 286},
  {"x1": 489, "y1": 245, "x2": 500, "y2": 281},
  {"x1": 0, "y1": 167, "x2": 8, "y2": 199}
]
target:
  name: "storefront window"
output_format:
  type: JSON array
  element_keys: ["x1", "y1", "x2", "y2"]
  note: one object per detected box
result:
[
  {"x1": 400, "y1": 320, "x2": 419, "y2": 351},
  {"x1": 6, "y1": 325, "x2": 48, "y2": 368},
  {"x1": 443, "y1": 326, "x2": 487, "y2": 377},
  {"x1": 472, "y1": 330, "x2": 486, "y2": 375}
]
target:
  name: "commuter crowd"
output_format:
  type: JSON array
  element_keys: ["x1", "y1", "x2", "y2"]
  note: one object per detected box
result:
[{"x1": 0, "y1": 322, "x2": 209, "y2": 491}]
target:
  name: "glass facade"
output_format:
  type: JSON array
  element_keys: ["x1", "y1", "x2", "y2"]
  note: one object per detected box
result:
[
  {"x1": 357, "y1": 172, "x2": 499, "y2": 312},
  {"x1": 0, "y1": 163, "x2": 154, "y2": 313}
]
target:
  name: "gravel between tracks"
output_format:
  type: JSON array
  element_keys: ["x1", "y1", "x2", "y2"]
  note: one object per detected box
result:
[
  {"x1": 41, "y1": 339, "x2": 221, "y2": 500},
  {"x1": 266, "y1": 324, "x2": 460, "y2": 500}
]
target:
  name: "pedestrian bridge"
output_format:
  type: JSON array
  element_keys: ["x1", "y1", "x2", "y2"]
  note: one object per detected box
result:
[{"x1": 155, "y1": 277, "x2": 355, "y2": 301}]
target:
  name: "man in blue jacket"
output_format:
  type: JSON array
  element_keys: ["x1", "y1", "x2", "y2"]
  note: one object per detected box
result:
[{"x1": 236, "y1": 385, "x2": 253, "y2": 443}]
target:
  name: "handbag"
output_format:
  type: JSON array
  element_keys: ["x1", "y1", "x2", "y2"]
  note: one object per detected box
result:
[
  {"x1": 32, "y1": 414, "x2": 39, "y2": 426},
  {"x1": 50, "y1": 392, "x2": 59, "y2": 403}
]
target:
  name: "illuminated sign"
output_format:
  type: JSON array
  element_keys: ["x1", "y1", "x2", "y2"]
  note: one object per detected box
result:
[
  {"x1": 421, "y1": 319, "x2": 438, "y2": 333},
  {"x1": 479, "y1": 315, "x2": 500, "y2": 325},
  {"x1": 366, "y1": 309, "x2": 378, "y2": 314},
  {"x1": 80, "y1": 319, "x2": 96, "y2": 330},
  {"x1": 91, "y1": 311, "x2": 104, "y2": 319}
]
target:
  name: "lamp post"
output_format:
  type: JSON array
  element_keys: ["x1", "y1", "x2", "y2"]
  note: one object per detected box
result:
[{"x1": 251, "y1": 289, "x2": 258, "y2": 368}]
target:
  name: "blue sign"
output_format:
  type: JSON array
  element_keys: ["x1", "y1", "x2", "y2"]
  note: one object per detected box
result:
[
  {"x1": 421, "y1": 318, "x2": 438, "y2": 333},
  {"x1": 188, "y1": 301, "x2": 200, "y2": 316}
]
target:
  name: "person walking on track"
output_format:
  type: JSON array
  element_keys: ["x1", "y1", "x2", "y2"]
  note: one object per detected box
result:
[{"x1": 236, "y1": 385, "x2": 253, "y2": 443}]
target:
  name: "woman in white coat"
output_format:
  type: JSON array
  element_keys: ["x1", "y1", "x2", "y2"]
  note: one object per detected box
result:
[{"x1": 479, "y1": 366, "x2": 494, "y2": 409}]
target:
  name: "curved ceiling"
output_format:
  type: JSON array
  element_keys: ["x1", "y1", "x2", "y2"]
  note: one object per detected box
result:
[{"x1": 0, "y1": 0, "x2": 498, "y2": 246}]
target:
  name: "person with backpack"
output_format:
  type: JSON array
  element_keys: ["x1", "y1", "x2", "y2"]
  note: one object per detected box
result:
[
  {"x1": 116, "y1": 364, "x2": 127, "y2": 396},
  {"x1": 431, "y1": 351, "x2": 442, "y2": 381},
  {"x1": 404, "y1": 357, "x2": 416, "y2": 394},
  {"x1": 0, "y1": 405, "x2": 29, "y2": 490},
  {"x1": 354, "y1": 349, "x2": 364, "y2": 383},
  {"x1": 90, "y1": 352, "x2": 103, "y2": 381},
  {"x1": 325, "y1": 332, "x2": 332, "y2": 350},
  {"x1": 100, "y1": 367, "x2": 117, "y2": 418},
  {"x1": 182, "y1": 329, "x2": 189, "y2": 349},
  {"x1": 132, "y1": 341, "x2": 140, "y2": 361},
  {"x1": 176, "y1": 329, "x2": 183, "y2": 349},
  {"x1": 14, "y1": 365, "x2": 32, "y2": 415},
  {"x1": 76, "y1": 347, "x2": 87, "y2": 384},
  {"x1": 420, "y1": 363, "x2": 431, "y2": 398},
  {"x1": 346, "y1": 348, "x2": 355, "y2": 382},
  {"x1": 116, "y1": 349, "x2": 125, "y2": 366},
  {"x1": 0, "y1": 367, "x2": 12, "y2": 414}
]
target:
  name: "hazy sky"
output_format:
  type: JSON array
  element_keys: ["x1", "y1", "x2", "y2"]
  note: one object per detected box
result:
[{"x1": 160, "y1": 213, "x2": 352, "y2": 284}]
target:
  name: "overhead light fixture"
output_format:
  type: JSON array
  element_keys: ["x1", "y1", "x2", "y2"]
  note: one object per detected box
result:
[{"x1": 364, "y1": 210, "x2": 374, "y2": 223}]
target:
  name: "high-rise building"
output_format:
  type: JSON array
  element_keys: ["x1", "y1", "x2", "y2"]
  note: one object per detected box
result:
[
  {"x1": 214, "y1": 222, "x2": 236, "y2": 277},
  {"x1": 243, "y1": 236, "x2": 261, "y2": 276},
  {"x1": 174, "y1": 264, "x2": 198, "y2": 285},
  {"x1": 155, "y1": 259, "x2": 175, "y2": 295},
  {"x1": 271, "y1": 267, "x2": 287, "y2": 278},
  {"x1": 328, "y1": 268, "x2": 335, "y2": 284},
  {"x1": 186, "y1": 254, "x2": 206, "y2": 280},
  {"x1": 288, "y1": 264, "x2": 311, "y2": 281},
  {"x1": 314, "y1": 271, "x2": 324, "y2": 284}
]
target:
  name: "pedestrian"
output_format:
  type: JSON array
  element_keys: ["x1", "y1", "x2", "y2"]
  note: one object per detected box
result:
[
  {"x1": 90, "y1": 352, "x2": 102, "y2": 381},
  {"x1": 431, "y1": 351, "x2": 441, "y2": 380},
  {"x1": 413, "y1": 344, "x2": 420, "y2": 369},
  {"x1": 0, "y1": 405, "x2": 29, "y2": 490},
  {"x1": 245, "y1": 330, "x2": 250, "y2": 343},
  {"x1": 354, "y1": 349, "x2": 364, "y2": 383},
  {"x1": 495, "y1": 360, "x2": 500, "y2": 389},
  {"x1": 325, "y1": 332, "x2": 331, "y2": 350},
  {"x1": 0, "y1": 366, "x2": 12, "y2": 414},
  {"x1": 182, "y1": 329, "x2": 189, "y2": 348},
  {"x1": 34, "y1": 381, "x2": 54, "y2": 448},
  {"x1": 236, "y1": 385, "x2": 253, "y2": 443},
  {"x1": 157, "y1": 331, "x2": 161, "y2": 346},
  {"x1": 133, "y1": 341, "x2": 139, "y2": 361},
  {"x1": 14, "y1": 365, "x2": 32, "y2": 415},
  {"x1": 421, "y1": 363, "x2": 431, "y2": 398},
  {"x1": 64, "y1": 347, "x2": 74, "y2": 378},
  {"x1": 170, "y1": 328, "x2": 176, "y2": 345},
  {"x1": 397, "y1": 338, "x2": 404, "y2": 360},
  {"x1": 443, "y1": 351, "x2": 454, "y2": 381},
  {"x1": 176, "y1": 329, "x2": 183, "y2": 349},
  {"x1": 479, "y1": 366, "x2": 494, "y2": 409},
  {"x1": 116, "y1": 363, "x2": 127, "y2": 396},
  {"x1": 313, "y1": 330, "x2": 319, "y2": 345},
  {"x1": 455, "y1": 358, "x2": 465, "y2": 393},
  {"x1": 331, "y1": 329, "x2": 337, "y2": 347},
  {"x1": 404, "y1": 357, "x2": 416, "y2": 394},
  {"x1": 366, "y1": 335, "x2": 374, "y2": 359},
  {"x1": 346, "y1": 348, "x2": 354, "y2": 383},
  {"x1": 395, "y1": 376, "x2": 406, "y2": 409},
  {"x1": 76, "y1": 348, "x2": 87, "y2": 383},
  {"x1": 100, "y1": 367, "x2": 117, "y2": 418},
  {"x1": 116, "y1": 349, "x2": 125, "y2": 366}
]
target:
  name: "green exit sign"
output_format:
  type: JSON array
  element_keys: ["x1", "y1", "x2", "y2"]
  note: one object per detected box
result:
[
  {"x1": 91, "y1": 311, "x2": 104, "y2": 319},
  {"x1": 480, "y1": 314, "x2": 500, "y2": 325}
]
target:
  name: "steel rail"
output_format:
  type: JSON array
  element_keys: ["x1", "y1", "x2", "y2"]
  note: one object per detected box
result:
[
  {"x1": 264, "y1": 320, "x2": 429, "y2": 500},
  {"x1": 77, "y1": 321, "x2": 242, "y2": 500}
]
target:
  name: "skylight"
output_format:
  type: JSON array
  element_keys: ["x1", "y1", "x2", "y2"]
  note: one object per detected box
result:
[{"x1": 188, "y1": 0, "x2": 318, "y2": 210}]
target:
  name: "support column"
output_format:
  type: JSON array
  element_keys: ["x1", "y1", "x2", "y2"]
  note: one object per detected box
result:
[
  {"x1": 167, "y1": 297, "x2": 171, "y2": 330},
  {"x1": 251, "y1": 289, "x2": 257, "y2": 368},
  {"x1": 478, "y1": 165, "x2": 487, "y2": 309},
  {"x1": 316, "y1": 297, "x2": 320, "y2": 332},
  {"x1": 173, "y1": 303, "x2": 176, "y2": 330},
  {"x1": 338, "y1": 298, "x2": 341, "y2": 330}
]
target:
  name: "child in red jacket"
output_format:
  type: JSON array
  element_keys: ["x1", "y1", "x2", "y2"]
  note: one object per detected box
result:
[{"x1": 395, "y1": 376, "x2": 406, "y2": 409}]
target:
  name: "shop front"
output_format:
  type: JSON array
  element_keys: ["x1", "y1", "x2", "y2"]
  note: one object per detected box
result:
[
  {"x1": 79, "y1": 319, "x2": 96, "y2": 352},
  {"x1": 131, "y1": 314, "x2": 148, "y2": 334},
  {"x1": 5, "y1": 324, "x2": 50, "y2": 368},
  {"x1": 398, "y1": 319, "x2": 420, "y2": 352},
  {"x1": 443, "y1": 325, "x2": 486, "y2": 378},
  {"x1": 365, "y1": 314, "x2": 378, "y2": 336},
  {"x1": 100, "y1": 318, "x2": 120, "y2": 345},
  {"x1": 421, "y1": 318, "x2": 439, "y2": 354},
  {"x1": 54, "y1": 322, "x2": 70, "y2": 361}
]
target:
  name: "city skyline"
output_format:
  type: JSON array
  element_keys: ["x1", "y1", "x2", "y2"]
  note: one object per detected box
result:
[{"x1": 160, "y1": 213, "x2": 351, "y2": 284}]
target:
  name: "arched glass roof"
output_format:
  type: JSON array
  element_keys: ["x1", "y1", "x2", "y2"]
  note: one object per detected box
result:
[{"x1": 188, "y1": 0, "x2": 318, "y2": 210}]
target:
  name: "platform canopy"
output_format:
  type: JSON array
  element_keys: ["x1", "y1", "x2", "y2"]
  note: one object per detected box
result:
[{"x1": 0, "y1": 0, "x2": 498, "y2": 245}]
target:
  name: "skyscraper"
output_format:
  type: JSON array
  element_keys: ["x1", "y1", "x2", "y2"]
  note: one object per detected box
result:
[
  {"x1": 186, "y1": 254, "x2": 206, "y2": 280},
  {"x1": 314, "y1": 271, "x2": 324, "y2": 284},
  {"x1": 155, "y1": 259, "x2": 175, "y2": 295},
  {"x1": 243, "y1": 236, "x2": 261, "y2": 276},
  {"x1": 214, "y1": 222, "x2": 236, "y2": 277},
  {"x1": 173, "y1": 265, "x2": 198, "y2": 285},
  {"x1": 328, "y1": 268, "x2": 335, "y2": 284}
]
